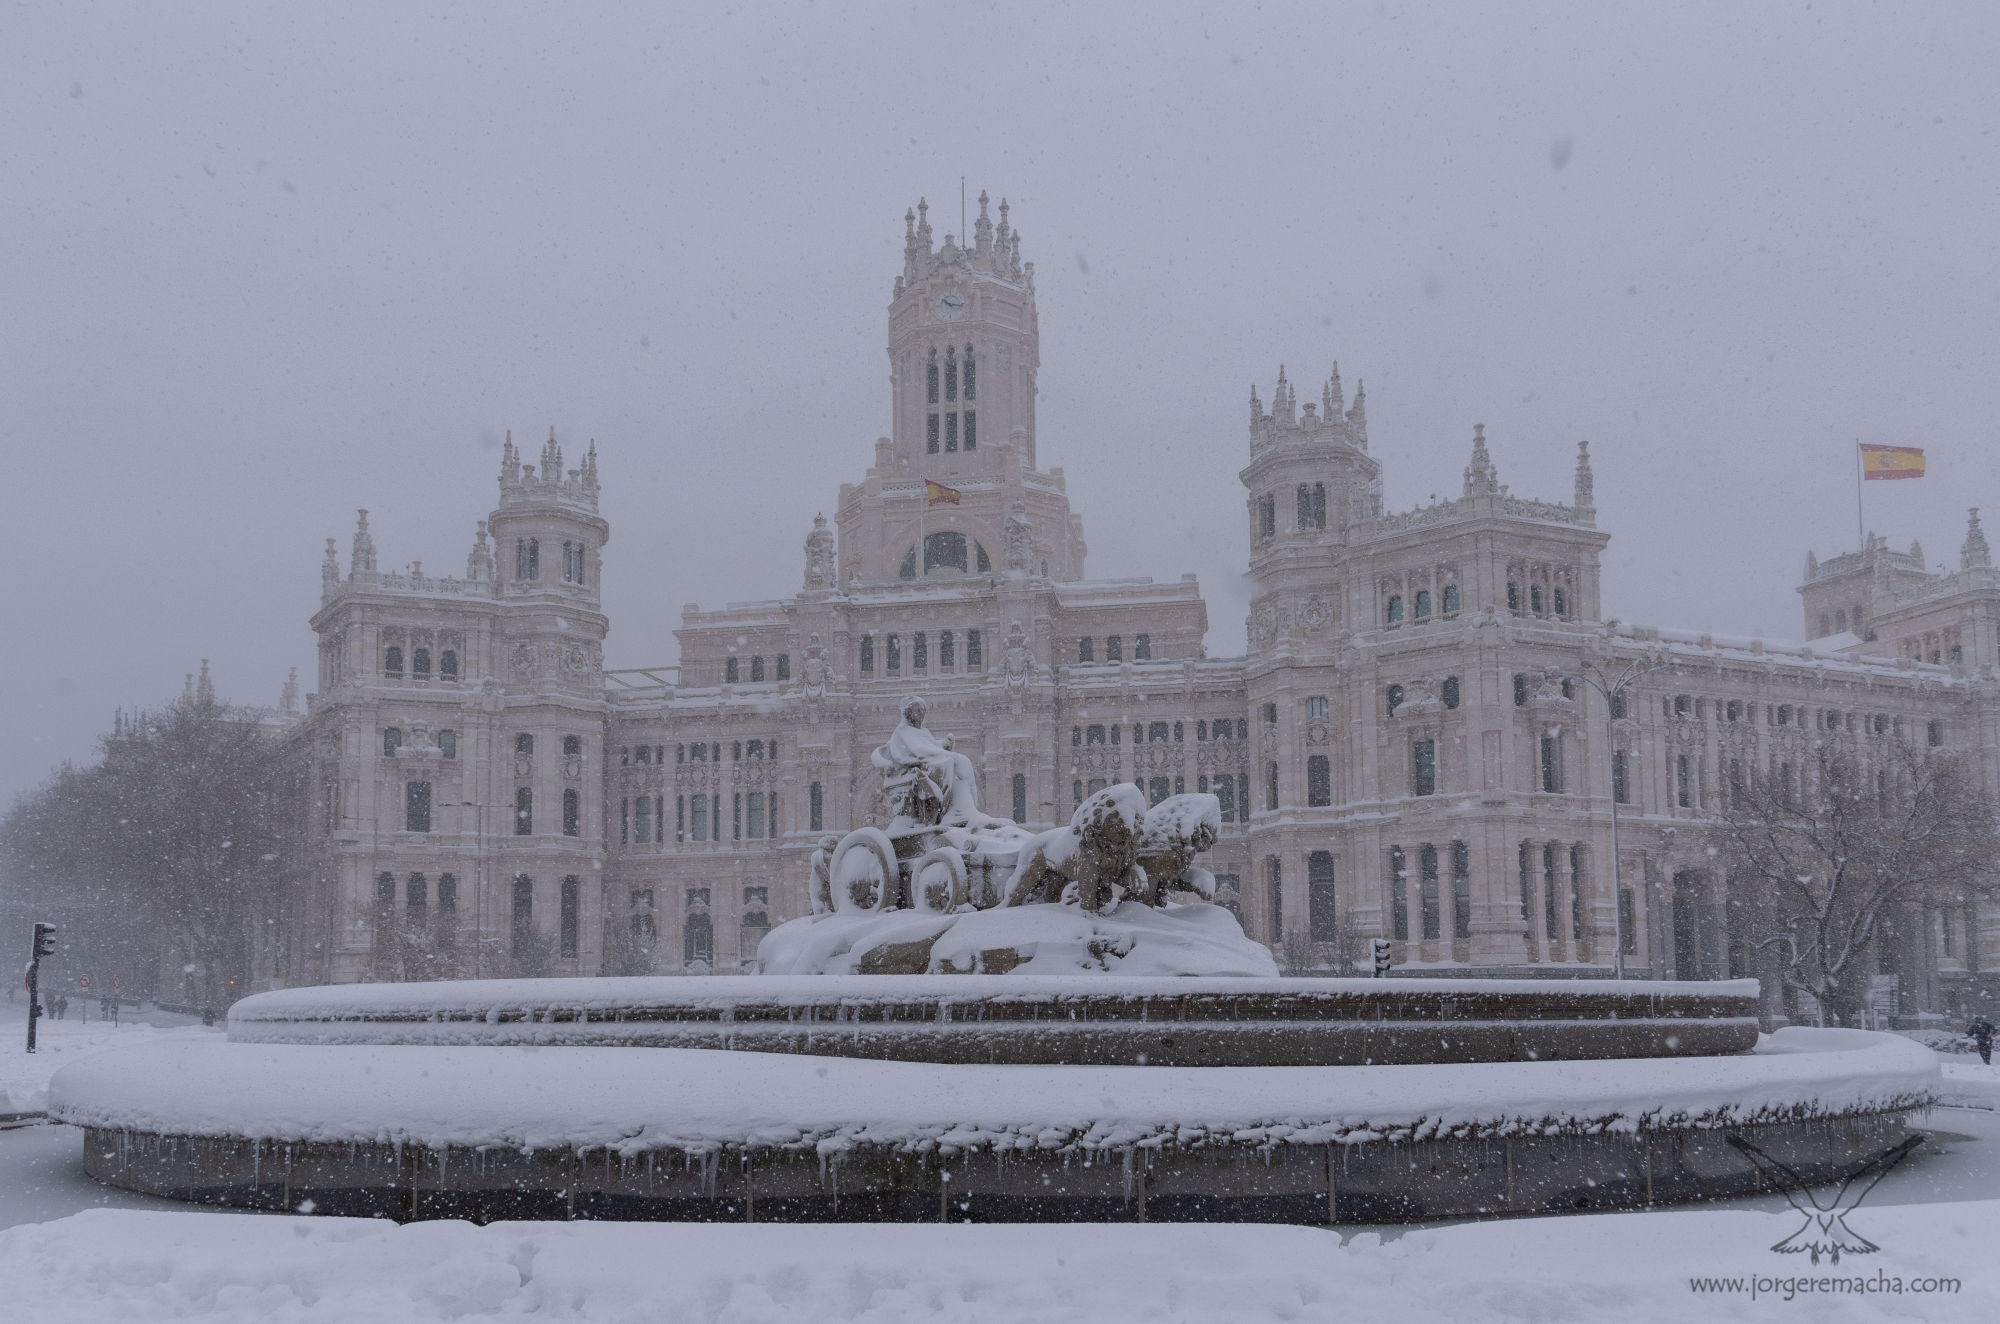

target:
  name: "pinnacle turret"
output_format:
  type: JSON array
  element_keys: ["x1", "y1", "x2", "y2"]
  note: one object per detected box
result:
[
  {"x1": 1463, "y1": 424, "x2": 1500, "y2": 498},
  {"x1": 1346, "y1": 380, "x2": 1368, "y2": 448},
  {"x1": 1964, "y1": 507, "x2": 1991, "y2": 570},
  {"x1": 1574, "y1": 439, "x2": 1596, "y2": 512},
  {"x1": 350, "y1": 509, "x2": 376, "y2": 575}
]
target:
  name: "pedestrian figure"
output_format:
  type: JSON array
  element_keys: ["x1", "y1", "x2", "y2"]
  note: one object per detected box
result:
[{"x1": 1969, "y1": 1015, "x2": 1996, "y2": 1066}]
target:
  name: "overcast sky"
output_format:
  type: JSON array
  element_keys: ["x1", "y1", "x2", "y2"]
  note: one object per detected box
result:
[{"x1": 3, "y1": 1, "x2": 1995, "y2": 803}]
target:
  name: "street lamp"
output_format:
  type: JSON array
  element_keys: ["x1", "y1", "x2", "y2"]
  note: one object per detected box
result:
[
  {"x1": 1567, "y1": 651, "x2": 1669, "y2": 980},
  {"x1": 457, "y1": 801, "x2": 487, "y2": 979}
]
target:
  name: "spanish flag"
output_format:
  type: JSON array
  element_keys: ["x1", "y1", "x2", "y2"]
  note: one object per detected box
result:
[
  {"x1": 1860, "y1": 444, "x2": 1926, "y2": 480},
  {"x1": 925, "y1": 479, "x2": 963, "y2": 506}
]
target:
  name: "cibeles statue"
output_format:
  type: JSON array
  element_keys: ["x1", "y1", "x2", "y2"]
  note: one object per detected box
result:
[
  {"x1": 759, "y1": 692, "x2": 1275, "y2": 977},
  {"x1": 869, "y1": 694, "x2": 998, "y2": 829}
]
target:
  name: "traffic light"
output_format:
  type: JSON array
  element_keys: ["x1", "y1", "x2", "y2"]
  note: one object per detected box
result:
[
  {"x1": 32, "y1": 922, "x2": 57, "y2": 959},
  {"x1": 1371, "y1": 937, "x2": 1393, "y2": 977}
]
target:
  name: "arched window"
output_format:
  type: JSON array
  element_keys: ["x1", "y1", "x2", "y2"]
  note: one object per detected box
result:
[
  {"x1": 510, "y1": 876, "x2": 534, "y2": 955},
  {"x1": 924, "y1": 530, "x2": 968, "y2": 573},
  {"x1": 1415, "y1": 590, "x2": 1432, "y2": 619},
  {"x1": 1442, "y1": 584, "x2": 1460, "y2": 614},
  {"x1": 405, "y1": 780, "x2": 432, "y2": 832},
  {"x1": 939, "y1": 630, "x2": 955, "y2": 668},
  {"x1": 725, "y1": 657, "x2": 739, "y2": 683},
  {"x1": 1078, "y1": 637, "x2": 1094, "y2": 663},
  {"x1": 963, "y1": 345, "x2": 976, "y2": 399},
  {"x1": 514, "y1": 786, "x2": 533, "y2": 835},
  {"x1": 944, "y1": 346, "x2": 958, "y2": 402},
  {"x1": 1507, "y1": 581, "x2": 1521, "y2": 613},
  {"x1": 913, "y1": 632, "x2": 928, "y2": 669},
  {"x1": 684, "y1": 910, "x2": 713, "y2": 965},
  {"x1": 563, "y1": 788, "x2": 580, "y2": 837},
  {"x1": 563, "y1": 734, "x2": 581, "y2": 757},
  {"x1": 516, "y1": 733, "x2": 534, "y2": 756},
  {"x1": 1442, "y1": 676, "x2": 1460, "y2": 709},
  {"x1": 860, "y1": 635, "x2": 874, "y2": 672},
  {"x1": 777, "y1": 654, "x2": 790, "y2": 680},
  {"x1": 439, "y1": 649, "x2": 459, "y2": 679},
  {"x1": 1530, "y1": 584, "x2": 1545, "y2": 614},
  {"x1": 1307, "y1": 755, "x2": 1331, "y2": 806},
  {"x1": 1106, "y1": 635, "x2": 1123, "y2": 662},
  {"x1": 439, "y1": 730, "x2": 456, "y2": 759},
  {"x1": 750, "y1": 656, "x2": 765, "y2": 682},
  {"x1": 383, "y1": 727, "x2": 402, "y2": 756},
  {"x1": 412, "y1": 647, "x2": 431, "y2": 678},
  {"x1": 926, "y1": 414, "x2": 940, "y2": 455},
  {"x1": 384, "y1": 646, "x2": 404, "y2": 676},
  {"x1": 886, "y1": 633, "x2": 901, "y2": 671},
  {"x1": 1553, "y1": 587, "x2": 1568, "y2": 617},
  {"x1": 1134, "y1": 634, "x2": 1151, "y2": 660},
  {"x1": 926, "y1": 349, "x2": 939, "y2": 404},
  {"x1": 516, "y1": 538, "x2": 539, "y2": 581},
  {"x1": 1386, "y1": 595, "x2": 1404, "y2": 624}
]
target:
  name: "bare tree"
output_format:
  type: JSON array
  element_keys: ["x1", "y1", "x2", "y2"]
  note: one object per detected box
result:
[
  {"x1": 1708, "y1": 739, "x2": 1998, "y2": 1026},
  {"x1": 0, "y1": 691, "x2": 283, "y2": 1007}
]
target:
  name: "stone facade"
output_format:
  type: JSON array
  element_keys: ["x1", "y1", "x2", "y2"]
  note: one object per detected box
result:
[{"x1": 273, "y1": 194, "x2": 2000, "y2": 1021}]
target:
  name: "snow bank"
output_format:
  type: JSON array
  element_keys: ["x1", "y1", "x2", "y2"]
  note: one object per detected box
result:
[
  {"x1": 2, "y1": 1202, "x2": 1993, "y2": 1324},
  {"x1": 0, "y1": 1005, "x2": 213, "y2": 1116},
  {"x1": 1939, "y1": 1061, "x2": 2000, "y2": 1111},
  {"x1": 49, "y1": 1027, "x2": 1937, "y2": 1157}
]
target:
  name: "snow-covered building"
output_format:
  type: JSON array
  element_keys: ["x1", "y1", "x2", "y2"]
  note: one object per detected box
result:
[{"x1": 271, "y1": 193, "x2": 2000, "y2": 1022}]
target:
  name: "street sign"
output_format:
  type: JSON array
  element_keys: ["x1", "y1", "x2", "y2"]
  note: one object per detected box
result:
[{"x1": 78, "y1": 974, "x2": 92, "y2": 989}]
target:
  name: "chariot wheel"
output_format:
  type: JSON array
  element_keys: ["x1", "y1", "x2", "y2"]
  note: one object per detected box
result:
[
  {"x1": 910, "y1": 845, "x2": 969, "y2": 913},
  {"x1": 830, "y1": 827, "x2": 900, "y2": 913}
]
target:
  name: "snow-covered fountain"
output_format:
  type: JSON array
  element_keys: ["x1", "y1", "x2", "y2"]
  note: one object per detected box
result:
[{"x1": 51, "y1": 694, "x2": 1939, "y2": 1222}]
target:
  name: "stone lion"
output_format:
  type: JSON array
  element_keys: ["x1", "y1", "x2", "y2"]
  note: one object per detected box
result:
[
  {"x1": 1131, "y1": 793, "x2": 1222, "y2": 906},
  {"x1": 1002, "y1": 783, "x2": 1149, "y2": 914}
]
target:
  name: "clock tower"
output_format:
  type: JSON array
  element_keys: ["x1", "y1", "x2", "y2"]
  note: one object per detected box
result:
[
  {"x1": 834, "y1": 192, "x2": 1086, "y2": 584},
  {"x1": 888, "y1": 192, "x2": 1039, "y2": 475}
]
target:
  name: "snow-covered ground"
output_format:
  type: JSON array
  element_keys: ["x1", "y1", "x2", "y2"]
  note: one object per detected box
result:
[
  {"x1": 0, "y1": 997, "x2": 216, "y2": 1116},
  {"x1": 0, "y1": 1201, "x2": 1995, "y2": 1323},
  {"x1": 2, "y1": 1010, "x2": 1995, "y2": 1321}
]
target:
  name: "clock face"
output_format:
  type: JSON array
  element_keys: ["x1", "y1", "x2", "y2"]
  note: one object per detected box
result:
[{"x1": 934, "y1": 291, "x2": 967, "y2": 321}]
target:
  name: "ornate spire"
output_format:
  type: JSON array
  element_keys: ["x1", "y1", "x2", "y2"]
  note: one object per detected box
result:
[
  {"x1": 467, "y1": 519, "x2": 494, "y2": 581},
  {"x1": 803, "y1": 511, "x2": 836, "y2": 590},
  {"x1": 974, "y1": 189, "x2": 993, "y2": 255},
  {"x1": 321, "y1": 537, "x2": 340, "y2": 593},
  {"x1": 1324, "y1": 362, "x2": 1344, "y2": 420},
  {"x1": 582, "y1": 440, "x2": 599, "y2": 494},
  {"x1": 195, "y1": 659, "x2": 214, "y2": 706},
  {"x1": 540, "y1": 426, "x2": 562, "y2": 481},
  {"x1": 350, "y1": 509, "x2": 376, "y2": 574},
  {"x1": 279, "y1": 666, "x2": 299, "y2": 715},
  {"x1": 1573, "y1": 439, "x2": 1596, "y2": 511},
  {"x1": 1964, "y1": 507, "x2": 1991, "y2": 570},
  {"x1": 1346, "y1": 380, "x2": 1368, "y2": 448},
  {"x1": 1249, "y1": 383, "x2": 1263, "y2": 429},
  {"x1": 1274, "y1": 365, "x2": 1295, "y2": 425},
  {"x1": 1463, "y1": 424, "x2": 1500, "y2": 497},
  {"x1": 915, "y1": 197, "x2": 932, "y2": 251},
  {"x1": 499, "y1": 430, "x2": 520, "y2": 485}
]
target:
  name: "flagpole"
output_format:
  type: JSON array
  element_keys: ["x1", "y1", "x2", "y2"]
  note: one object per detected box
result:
[{"x1": 1855, "y1": 439, "x2": 1864, "y2": 553}]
